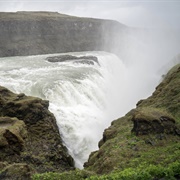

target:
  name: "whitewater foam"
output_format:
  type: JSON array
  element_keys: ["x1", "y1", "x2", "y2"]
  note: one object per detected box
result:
[{"x1": 0, "y1": 51, "x2": 160, "y2": 168}]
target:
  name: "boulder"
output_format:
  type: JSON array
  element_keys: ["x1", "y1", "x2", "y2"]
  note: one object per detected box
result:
[{"x1": 131, "y1": 108, "x2": 179, "y2": 136}]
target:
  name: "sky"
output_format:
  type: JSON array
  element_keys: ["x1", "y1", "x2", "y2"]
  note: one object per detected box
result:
[{"x1": 0, "y1": 0, "x2": 180, "y2": 28}]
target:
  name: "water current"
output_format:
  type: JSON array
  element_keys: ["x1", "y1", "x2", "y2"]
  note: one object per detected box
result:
[{"x1": 0, "y1": 51, "x2": 160, "y2": 168}]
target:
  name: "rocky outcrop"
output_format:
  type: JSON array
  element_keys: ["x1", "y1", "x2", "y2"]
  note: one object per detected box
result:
[
  {"x1": 137, "y1": 64, "x2": 180, "y2": 120},
  {"x1": 0, "y1": 86, "x2": 74, "y2": 177},
  {"x1": 0, "y1": 117, "x2": 27, "y2": 155},
  {"x1": 84, "y1": 64, "x2": 180, "y2": 174},
  {"x1": 0, "y1": 11, "x2": 127, "y2": 57},
  {"x1": 131, "y1": 108, "x2": 179, "y2": 136},
  {"x1": 46, "y1": 55, "x2": 99, "y2": 65}
]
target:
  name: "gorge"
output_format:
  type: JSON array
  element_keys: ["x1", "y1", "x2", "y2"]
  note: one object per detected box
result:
[{"x1": 0, "y1": 11, "x2": 179, "y2": 179}]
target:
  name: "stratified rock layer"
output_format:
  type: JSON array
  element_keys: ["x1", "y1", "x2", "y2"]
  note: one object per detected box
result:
[{"x1": 0, "y1": 11, "x2": 126, "y2": 57}]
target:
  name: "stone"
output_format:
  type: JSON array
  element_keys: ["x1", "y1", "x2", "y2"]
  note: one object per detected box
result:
[
  {"x1": 46, "y1": 55, "x2": 99, "y2": 65},
  {"x1": 131, "y1": 108, "x2": 178, "y2": 136},
  {"x1": 0, "y1": 12, "x2": 126, "y2": 57},
  {"x1": 0, "y1": 86, "x2": 74, "y2": 173},
  {"x1": 0, "y1": 117, "x2": 27, "y2": 155}
]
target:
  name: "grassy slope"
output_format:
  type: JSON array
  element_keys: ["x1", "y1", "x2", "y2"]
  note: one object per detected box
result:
[
  {"x1": 33, "y1": 64, "x2": 180, "y2": 179},
  {"x1": 0, "y1": 11, "x2": 76, "y2": 21}
]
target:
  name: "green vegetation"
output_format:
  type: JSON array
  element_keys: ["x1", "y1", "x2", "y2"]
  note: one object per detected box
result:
[
  {"x1": 32, "y1": 161, "x2": 180, "y2": 180},
  {"x1": 84, "y1": 64, "x2": 180, "y2": 175},
  {"x1": 0, "y1": 11, "x2": 76, "y2": 21},
  {"x1": 32, "y1": 64, "x2": 180, "y2": 180},
  {"x1": 0, "y1": 63, "x2": 179, "y2": 179},
  {"x1": 33, "y1": 169, "x2": 95, "y2": 180},
  {"x1": 138, "y1": 64, "x2": 180, "y2": 123},
  {"x1": 88, "y1": 161, "x2": 180, "y2": 180},
  {"x1": 133, "y1": 107, "x2": 174, "y2": 122}
]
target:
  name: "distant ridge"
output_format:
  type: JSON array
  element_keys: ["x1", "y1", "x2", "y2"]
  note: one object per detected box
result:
[{"x1": 0, "y1": 11, "x2": 127, "y2": 57}]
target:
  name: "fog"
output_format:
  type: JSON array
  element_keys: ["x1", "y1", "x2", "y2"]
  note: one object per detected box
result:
[
  {"x1": 1, "y1": 1, "x2": 180, "y2": 28},
  {"x1": 0, "y1": 1, "x2": 179, "y2": 109},
  {"x1": 111, "y1": 27, "x2": 180, "y2": 114},
  {"x1": 1, "y1": 1, "x2": 179, "y2": 58},
  {"x1": 0, "y1": 1, "x2": 180, "y2": 168}
]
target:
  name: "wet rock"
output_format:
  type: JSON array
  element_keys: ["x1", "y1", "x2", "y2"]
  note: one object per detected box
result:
[{"x1": 46, "y1": 55, "x2": 99, "y2": 65}]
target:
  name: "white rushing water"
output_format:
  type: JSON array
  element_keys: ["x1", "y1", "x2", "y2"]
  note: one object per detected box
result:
[{"x1": 0, "y1": 51, "x2": 160, "y2": 168}]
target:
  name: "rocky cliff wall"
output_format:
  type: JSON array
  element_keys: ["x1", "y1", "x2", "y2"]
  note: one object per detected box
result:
[
  {"x1": 0, "y1": 86, "x2": 74, "y2": 179},
  {"x1": 84, "y1": 63, "x2": 180, "y2": 175},
  {"x1": 0, "y1": 11, "x2": 126, "y2": 57}
]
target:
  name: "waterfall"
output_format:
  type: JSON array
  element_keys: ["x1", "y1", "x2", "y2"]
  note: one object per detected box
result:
[{"x1": 0, "y1": 51, "x2": 160, "y2": 168}]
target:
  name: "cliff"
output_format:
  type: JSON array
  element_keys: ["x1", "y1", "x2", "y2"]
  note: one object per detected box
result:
[
  {"x1": 83, "y1": 63, "x2": 180, "y2": 178},
  {"x1": 0, "y1": 11, "x2": 126, "y2": 57},
  {"x1": 33, "y1": 64, "x2": 180, "y2": 179},
  {"x1": 0, "y1": 86, "x2": 74, "y2": 179},
  {"x1": 1, "y1": 11, "x2": 180, "y2": 179}
]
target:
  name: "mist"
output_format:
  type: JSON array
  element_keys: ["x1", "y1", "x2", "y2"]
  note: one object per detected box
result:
[
  {"x1": 105, "y1": 26, "x2": 180, "y2": 116},
  {"x1": 0, "y1": 0, "x2": 180, "y2": 134},
  {"x1": 1, "y1": 1, "x2": 180, "y2": 28},
  {"x1": 0, "y1": 1, "x2": 180, "y2": 168}
]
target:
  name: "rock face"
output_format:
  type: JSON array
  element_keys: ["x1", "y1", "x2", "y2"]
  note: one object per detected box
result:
[
  {"x1": 0, "y1": 117, "x2": 27, "y2": 155},
  {"x1": 131, "y1": 108, "x2": 179, "y2": 136},
  {"x1": 46, "y1": 55, "x2": 99, "y2": 65},
  {"x1": 0, "y1": 11, "x2": 127, "y2": 57},
  {"x1": 0, "y1": 86, "x2": 74, "y2": 177},
  {"x1": 84, "y1": 64, "x2": 180, "y2": 174}
]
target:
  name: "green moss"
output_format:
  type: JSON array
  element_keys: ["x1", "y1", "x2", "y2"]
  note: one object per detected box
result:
[
  {"x1": 0, "y1": 163, "x2": 34, "y2": 180},
  {"x1": 0, "y1": 12, "x2": 77, "y2": 21},
  {"x1": 138, "y1": 64, "x2": 180, "y2": 123},
  {"x1": 133, "y1": 107, "x2": 174, "y2": 122},
  {"x1": 32, "y1": 161, "x2": 180, "y2": 180},
  {"x1": 0, "y1": 86, "x2": 74, "y2": 173},
  {"x1": 88, "y1": 161, "x2": 180, "y2": 180},
  {"x1": 32, "y1": 169, "x2": 95, "y2": 180},
  {"x1": 5, "y1": 63, "x2": 180, "y2": 178},
  {"x1": 85, "y1": 112, "x2": 180, "y2": 174},
  {"x1": 1, "y1": 62, "x2": 180, "y2": 179},
  {"x1": 84, "y1": 64, "x2": 180, "y2": 175}
]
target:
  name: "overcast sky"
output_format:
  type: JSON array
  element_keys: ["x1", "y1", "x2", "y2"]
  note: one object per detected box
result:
[{"x1": 0, "y1": 0, "x2": 180, "y2": 28}]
